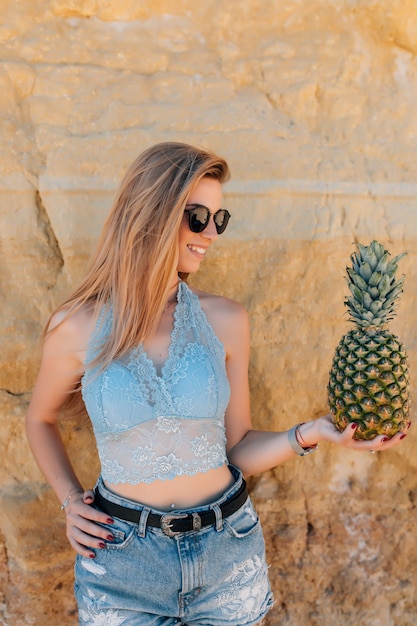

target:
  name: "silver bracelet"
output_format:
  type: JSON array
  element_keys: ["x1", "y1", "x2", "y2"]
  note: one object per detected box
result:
[
  {"x1": 288, "y1": 424, "x2": 319, "y2": 456},
  {"x1": 60, "y1": 488, "x2": 81, "y2": 511}
]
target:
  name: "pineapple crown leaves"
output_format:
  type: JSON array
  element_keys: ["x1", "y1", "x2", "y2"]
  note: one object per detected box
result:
[{"x1": 344, "y1": 240, "x2": 406, "y2": 328}]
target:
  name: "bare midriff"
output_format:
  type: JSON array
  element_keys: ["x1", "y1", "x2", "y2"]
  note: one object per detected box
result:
[{"x1": 104, "y1": 463, "x2": 235, "y2": 512}]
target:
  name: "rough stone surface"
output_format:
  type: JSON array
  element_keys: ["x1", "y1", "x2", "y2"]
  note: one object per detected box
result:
[{"x1": 1, "y1": 1, "x2": 417, "y2": 624}]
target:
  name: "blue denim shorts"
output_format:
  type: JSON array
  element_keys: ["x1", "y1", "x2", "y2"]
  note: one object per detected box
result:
[{"x1": 74, "y1": 466, "x2": 273, "y2": 625}]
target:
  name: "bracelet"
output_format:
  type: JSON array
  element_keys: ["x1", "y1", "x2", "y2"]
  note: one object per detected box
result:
[
  {"x1": 288, "y1": 423, "x2": 319, "y2": 457},
  {"x1": 60, "y1": 487, "x2": 82, "y2": 511},
  {"x1": 295, "y1": 423, "x2": 319, "y2": 454},
  {"x1": 295, "y1": 423, "x2": 310, "y2": 448}
]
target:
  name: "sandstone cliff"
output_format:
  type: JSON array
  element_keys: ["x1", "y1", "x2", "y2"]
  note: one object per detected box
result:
[{"x1": 1, "y1": 1, "x2": 416, "y2": 624}]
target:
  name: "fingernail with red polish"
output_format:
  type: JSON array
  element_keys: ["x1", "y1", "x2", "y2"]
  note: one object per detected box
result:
[
  {"x1": 400, "y1": 433, "x2": 407, "y2": 440},
  {"x1": 107, "y1": 535, "x2": 114, "y2": 541},
  {"x1": 351, "y1": 423, "x2": 358, "y2": 429},
  {"x1": 106, "y1": 518, "x2": 114, "y2": 524},
  {"x1": 89, "y1": 553, "x2": 96, "y2": 559},
  {"x1": 382, "y1": 437, "x2": 389, "y2": 443},
  {"x1": 98, "y1": 542, "x2": 106, "y2": 549}
]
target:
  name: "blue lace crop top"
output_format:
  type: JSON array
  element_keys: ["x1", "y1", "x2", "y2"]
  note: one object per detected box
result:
[{"x1": 81, "y1": 282, "x2": 231, "y2": 484}]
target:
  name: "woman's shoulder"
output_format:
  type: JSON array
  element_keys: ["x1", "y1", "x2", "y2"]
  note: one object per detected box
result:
[
  {"x1": 189, "y1": 286, "x2": 249, "y2": 347},
  {"x1": 190, "y1": 286, "x2": 247, "y2": 318},
  {"x1": 45, "y1": 302, "x2": 98, "y2": 363},
  {"x1": 49, "y1": 301, "x2": 97, "y2": 333}
]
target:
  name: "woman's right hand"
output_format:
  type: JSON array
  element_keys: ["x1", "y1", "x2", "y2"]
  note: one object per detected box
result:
[{"x1": 64, "y1": 489, "x2": 115, "y2": 558}]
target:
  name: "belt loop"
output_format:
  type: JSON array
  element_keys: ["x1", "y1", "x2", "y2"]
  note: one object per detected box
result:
[
  {"x1": 137, "y1": 507, "x2": 150, "y2": 537},
  {"x1": 211, "y1": 504, "x2": 223, "y2": 532}
]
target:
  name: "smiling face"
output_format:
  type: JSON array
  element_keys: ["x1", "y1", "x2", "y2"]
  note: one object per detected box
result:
[{"x1": 177, "y1": 176, "x2": 223, "y2": 275}]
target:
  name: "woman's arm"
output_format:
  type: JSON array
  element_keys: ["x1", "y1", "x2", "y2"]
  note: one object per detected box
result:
[
  {"x1": 221, "y1": 301, "x2": 408, "y2": 477},
  {"x1": 25, "y1": 312, "x2": 114, "y2": 558},
  {"x1": 228, "y1": 417, "x2": 406, "y2": 477}
]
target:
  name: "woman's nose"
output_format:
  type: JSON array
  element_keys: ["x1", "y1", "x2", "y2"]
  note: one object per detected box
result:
[{"x1": 202, "y1": 215, "x2": 219, "y2": 240}]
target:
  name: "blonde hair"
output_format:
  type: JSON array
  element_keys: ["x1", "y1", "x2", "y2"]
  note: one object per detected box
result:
[{"x1": 54, "y1": 142, "x2": 230, "y2": 371}]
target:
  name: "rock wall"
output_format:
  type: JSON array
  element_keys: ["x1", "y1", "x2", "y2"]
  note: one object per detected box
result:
[{"x1": 1, "y1": 1, "x2": 417, "y2": 624}]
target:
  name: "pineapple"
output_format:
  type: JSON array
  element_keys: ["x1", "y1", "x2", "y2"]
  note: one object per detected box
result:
[{"x1": 328, "y1": 240, "x2": 409, "y2": 440}]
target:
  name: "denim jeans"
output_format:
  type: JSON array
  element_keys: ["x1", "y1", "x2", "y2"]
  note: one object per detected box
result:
[{"x1": 74, "y1": 466, "x2": 273, "y2": 625}]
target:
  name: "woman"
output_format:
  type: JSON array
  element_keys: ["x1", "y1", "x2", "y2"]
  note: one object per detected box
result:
[{"x1": 26, "y1": 142, "x2": 406, "y2": 626}]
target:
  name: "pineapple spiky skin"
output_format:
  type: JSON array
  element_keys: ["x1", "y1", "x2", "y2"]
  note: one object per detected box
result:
[
  {"x1": 328, "y1": 328, "x2": 409, "y2": 439},
  {"x1": 328, "y1": 240, "x2": 410, "y2": 440}
]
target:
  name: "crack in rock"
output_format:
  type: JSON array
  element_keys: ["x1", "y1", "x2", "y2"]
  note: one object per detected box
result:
[{"x1": 35, "y1": 188, "x2": 65, "y2": 283}]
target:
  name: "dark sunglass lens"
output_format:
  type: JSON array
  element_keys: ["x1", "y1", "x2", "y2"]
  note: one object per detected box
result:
[
  {"x1": 214, "y1": 210, "x2": 230, "y2": 234},
  {"x1": 188, "y1": 207, "x2": 209, "y2": 233}
]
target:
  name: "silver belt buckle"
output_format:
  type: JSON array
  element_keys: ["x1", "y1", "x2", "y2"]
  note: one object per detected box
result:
[{"x1": 160, "y1": 512, "x2": 202, "y2": 537}]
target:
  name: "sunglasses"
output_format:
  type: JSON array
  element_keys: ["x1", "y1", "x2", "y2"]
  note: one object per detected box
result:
[{"x1": 184, "y1": 204, "x2": 231, "y2": 234}]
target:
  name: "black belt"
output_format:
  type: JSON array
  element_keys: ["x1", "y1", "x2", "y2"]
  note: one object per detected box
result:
[{"x1": 94, "y1": 479, "x2": 248, "y2": 537}]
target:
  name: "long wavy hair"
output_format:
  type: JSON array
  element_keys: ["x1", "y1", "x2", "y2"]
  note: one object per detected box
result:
[{"x1": 53, "y1": 142, "x2": 230, "y2": 373}]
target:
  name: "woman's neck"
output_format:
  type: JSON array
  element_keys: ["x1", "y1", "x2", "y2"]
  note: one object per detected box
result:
[{"x1": 166, "y1": 276, "x2": 181, "y2": 306}]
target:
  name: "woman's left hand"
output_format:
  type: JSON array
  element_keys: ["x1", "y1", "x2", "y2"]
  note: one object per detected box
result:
[{"x1": 315, "y1": 413, "x2": 410, "y2": 452}]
